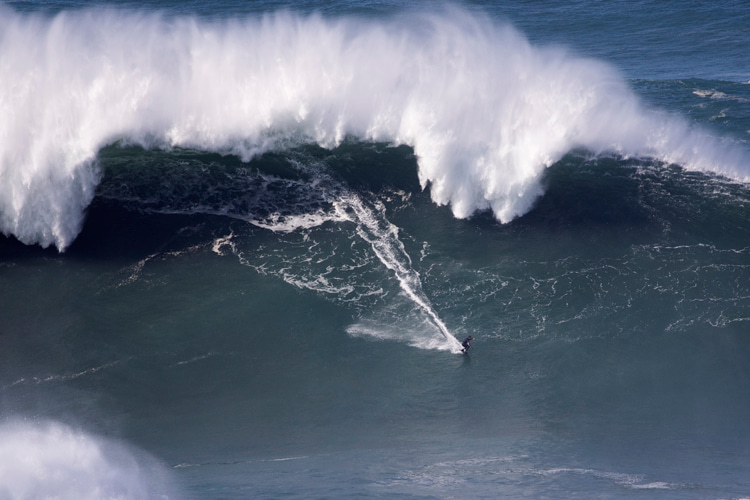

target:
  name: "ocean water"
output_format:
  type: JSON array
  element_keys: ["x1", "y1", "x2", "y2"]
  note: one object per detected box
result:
[{"x1": 1, "y1": 1, "x2": 749, "y2": 498}]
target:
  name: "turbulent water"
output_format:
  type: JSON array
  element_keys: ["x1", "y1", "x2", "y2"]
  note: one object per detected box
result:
[{"x1": 1, "y1": 1, "x2": 749, "y2": 499}]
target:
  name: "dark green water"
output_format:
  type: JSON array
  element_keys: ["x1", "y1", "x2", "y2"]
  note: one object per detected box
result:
[
  {"x1": 1, "y1": 1, "x2": 750, "y2": 498},
  {"x1": 2, "y1": 142, "x2": 750, "y2": 498}
]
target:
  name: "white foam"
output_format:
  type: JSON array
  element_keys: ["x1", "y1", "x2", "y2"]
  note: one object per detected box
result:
[
  {"x1": 247, "y1": 208, "x2": 345, "y2": 233},
  {"x1": 2, "y1": 6, "x2": 746, "y2": 249},
  {"x1": 538, "y1": 467, "x2": 681, "y2": 490},
  {"x1": 335, "y1": 194, "x2": 463, "y2": 352},
  {"x1": 347, "y1": 320, "x2": 459, "y2": 352},
  {"x1": 694, "y1": 88, "x2": 750, "y2": 103},
  {"x1": 0, "y1": 420, "x2": 174, "y2": 499}
]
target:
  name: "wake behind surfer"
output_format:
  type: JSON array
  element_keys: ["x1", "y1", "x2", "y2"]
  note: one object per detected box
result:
[{"x1": 461, "y1": 336, "x2": 473, "y2": 353}]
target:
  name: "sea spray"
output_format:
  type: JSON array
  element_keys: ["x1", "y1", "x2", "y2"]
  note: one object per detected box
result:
[
  {"x1": 0, "y1": 421, "x2": 175, "y2": 500},
  {"x1": 1, "y1": 6, "x2": 747, "y2": 250}
]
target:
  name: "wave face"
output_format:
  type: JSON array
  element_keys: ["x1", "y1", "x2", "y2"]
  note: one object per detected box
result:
[
  {"x1": 2, "y1": 3, "x2": 750, "y2": 498},
  {"x1": 1, "y1": 6, "x2": 747, "y2": 250}
]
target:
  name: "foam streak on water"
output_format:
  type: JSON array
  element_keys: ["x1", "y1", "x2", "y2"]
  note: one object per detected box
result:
[
  {"x1": 334, "y1": 194, "x2": 463, "y2": 352},
  {"x1": 1, "y1": 6, "x2": 747, "y2": 250},
  {"x1": 207, "y1": 172, "x2": 461, "y2": 352}
]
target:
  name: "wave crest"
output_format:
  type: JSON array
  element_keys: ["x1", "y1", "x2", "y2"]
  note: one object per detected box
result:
[{"x1": 0, "y1": 6, "x2": 746, "y2": 249}]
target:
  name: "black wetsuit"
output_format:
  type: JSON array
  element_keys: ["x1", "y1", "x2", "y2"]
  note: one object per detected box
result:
[{"x1": 461, "y1": 337, "x2": 472, "y2": 352}]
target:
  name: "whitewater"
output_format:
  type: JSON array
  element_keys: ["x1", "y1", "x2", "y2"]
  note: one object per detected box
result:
[
  {"x1": 1, "y1": 6, "x2": 747, "y2": 250},
  {"x1": 0, "y1": 421, "x2": 174, "y2": 499},
  {"x1": 2, "y1": 2, "x2": 750, "y2": 499}
]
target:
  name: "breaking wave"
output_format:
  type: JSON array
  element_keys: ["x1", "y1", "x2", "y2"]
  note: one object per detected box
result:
[
  {"x1": 1, "y1": 5, "x2": 747, "y2": 249},
  {"x1": 0, "y1": 421, "x2": 175, "y2": 499}
]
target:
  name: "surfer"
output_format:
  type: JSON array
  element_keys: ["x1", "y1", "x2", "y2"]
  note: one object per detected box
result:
[{"x1": 461, "y1": 336, "x2": 473, "y2": 353}]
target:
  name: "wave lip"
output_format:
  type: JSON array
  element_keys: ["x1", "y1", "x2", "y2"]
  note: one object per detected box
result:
[{"x1": 1, "y1": 6, "x2": 747, "y2": 250}]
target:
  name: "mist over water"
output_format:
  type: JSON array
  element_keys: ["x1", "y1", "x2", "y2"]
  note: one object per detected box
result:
[
  {"x1": 1, "y1": 5, "x2": 747, "y2": 250},
  {"x1": 0, "y1": 421, "x2": 174, "y2": 499}
]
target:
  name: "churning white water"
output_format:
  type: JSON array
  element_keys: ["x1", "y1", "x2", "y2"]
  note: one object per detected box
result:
[
  {"x1": 0, "y1": 421, "x2": 174, "y2": 499},
  {"x1": 1, "y1": 6, "x2": 747, "y2": 249}
]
